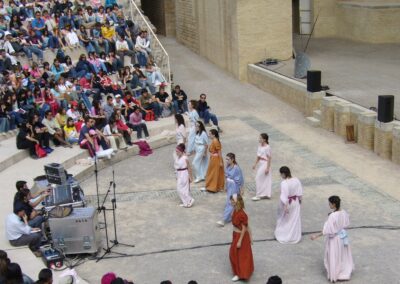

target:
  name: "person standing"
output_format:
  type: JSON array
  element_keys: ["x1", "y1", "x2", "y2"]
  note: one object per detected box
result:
[
  {"x1": 311, "y1": 196, "x2": 354, "y2": 283},
  {"x1": 187, "y1": 100, "x2": 199, "y2": 155},
  {"x1": 174, "y1": 143, "x2": 194, "y2": 208},
  {"x1": 217, "y1": 153, "x2": 244, "y2": 227},
  {"x1": 175, "y1": 114, "x2": 186, "y2": 145},
  {"x1": 203, "y1": 129, "x2": 225, "y2": 192},
  {"x1": 274, "y1": 166, "x2": 303, "y2": 244},
  {"x1": 229, "y1": 194, "x2": 254, "y2": 282},
  {"x1": 252, "y1": 133, "x2": 272, "y2": 201},
  {"x1": 192, "y1": 121, "x2": 209, "y2": 183}
]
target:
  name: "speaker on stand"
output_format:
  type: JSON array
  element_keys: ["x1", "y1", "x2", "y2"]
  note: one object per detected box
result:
[
  {"x1": 377, "y1": 95, "x2": 394, "y2": 123},
  {"x1": 307, "y1": 70, "x2": 322, "y2": 92}
]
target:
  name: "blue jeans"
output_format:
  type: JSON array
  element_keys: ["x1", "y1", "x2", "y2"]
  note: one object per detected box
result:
[
  {"x1": 0, "y1": 117, "x2": 10, "y2": 132},
  {"x1": 23, "y1": 46, "x2": 43, "y2": 61},
  {"x1": 28, "y1": 215, "x2": 45, "y2": 228},
  {"x1": 93, "y1": 39, "x2": 109, "y2": 55},
  {"x1": 172, "y1": 100, "x2": 188, "y2": 114},
  {"x1": 199, "y1": 109, "x2": 218, "y2": 126}
]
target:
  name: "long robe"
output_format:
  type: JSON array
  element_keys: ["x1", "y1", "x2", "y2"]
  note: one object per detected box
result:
[
  {"x1": 205, "y1": 138, "x2": 225, "y2": 192},
  {"x1": 174, "y1": 154, "x2": 192, "y2": 206},
  {"x1": 192, "y1": 131, "x2": 209, "y2": 180},
  {"x1": 255, "y1": 144, "x2": 272, "y2": 198},
  {"x1": 274, "y1": 177, "x2": 303, "y2": 244},
  {"x1": 187, "y1": 110, "x2": 199, "y2": 154},
  {"x1": 229, "y1": 209, "x2": 254, "y2": 280},
  {"x1": 223, "y1": 165, "x2": 244, "y2": 223},
  {"x1": 323, "y1": 210, "x2": 354, "y2": 282}
]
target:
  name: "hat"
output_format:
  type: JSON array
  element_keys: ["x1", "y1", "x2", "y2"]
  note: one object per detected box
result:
[
  {"x1": 70, "y1": 101, "x2": 78, "y2": 106},
  {"x1": 22, "y1": 65, "x2": 29, "y2": 71},
  {"x1": 115, "y1": 94, "x2": 121, "y2": 98},
  {"x1": 89, "y1": 129, "x2": 96, "y2": 136},
  {"x1": 101, "y1": 273, "x2": 117, "y2": 284},
  {"x1": 4, "y1": 31, "x2": 12, "y2": 37}
]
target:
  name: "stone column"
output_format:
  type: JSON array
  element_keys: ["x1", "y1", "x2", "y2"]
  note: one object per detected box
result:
[
  {"x1": 320, "y1": 96, "x2": 337, "y2": 131},
  {"x1": 357, "y1": 113, "x2": 376, "y2": 150},
  {"x1": 374, "y1": 121, "x2": 394, "y2": 160},
  {"x1": 334, "y1": 101, "x2": 351, "y2": 138},
  {"x1": 304, "y1": 91, "x2": 325, "y2": 116},
  {"x1": 392, "y1": 127, "x2": 400, "y2": 165}
]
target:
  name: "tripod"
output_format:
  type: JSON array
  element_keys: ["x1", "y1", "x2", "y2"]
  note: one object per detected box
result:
[{"x1": 96, "y1": 168, "x2": 134, "y2": 262}]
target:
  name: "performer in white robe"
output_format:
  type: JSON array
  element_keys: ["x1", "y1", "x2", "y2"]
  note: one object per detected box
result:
[
  {"x1": 187, "y1": 100, "x2": 199, "y2": 155},
  {"x1": 174, "y1": 144, "x2": 194, "y2": 208},
  {"x1": 252, "y1": 133, "x2": 272, "y2": 201},
  {"x1": 274, "y1": 166, "x2": 303, "y2": 244},
  {"x1": 311, "y1": 195, "x2": 354, "y2": 283}
]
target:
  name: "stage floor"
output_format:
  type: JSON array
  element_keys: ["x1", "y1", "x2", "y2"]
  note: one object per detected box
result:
[{"x1": 263, "y1": 36, "x2": 400, "y2": 118}]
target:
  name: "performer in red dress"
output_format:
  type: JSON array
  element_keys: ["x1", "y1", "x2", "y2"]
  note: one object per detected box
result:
[{"x1": 229, "y1": 194, "x2": 254, "y2": 282}]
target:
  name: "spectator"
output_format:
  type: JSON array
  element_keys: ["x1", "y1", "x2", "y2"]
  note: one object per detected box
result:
[
  {"x1": 266, "y1": 275, "x2": 282, "y2": 284},
  {"x1": 116, "y1": 34, "x2": 136, "y2": 67},
  {"x1": 154, "y1": 85, "x2": 172, "y2": 117},
  {"x1": 128, "y1": 106, "x2": 149, "y2": 140},
  {"x1": 16, "y1": 120, "x2": 40, "y2": 159},
  {"x1": 5, "y1": 203, "x2": 42, "y2": 256},
  {"x1": 171, "y1": 85, "x2": 188, "y2": 114},
  {"x1": 28, "y1": 113, "x2": 52, "y2": 153},
  {"x1": 14, "y1": 188, "x2": 46, "y2": 228},
  {"x1": 36, "y1": 268, "x2": 53, "y2": 284},
  {"x1": 135, "y1": 30, "x2": 150, "y2": 66},
  {"x1": 42, "y1": 110, "x2": 71, "y2": 147},
  {"x1": 64, "y1": 117, "x2": 79, "y2": 144},
  {"x1": 5, "y1": 262, "x2": 35, "y2": 284},
  {"x1": 79, "y1": 116, "x2": 110, "y2": 158},
  {"x1": 197, "y1": 93, "x2": 221, "y2": 132},
  {"x1": 113, "y1": 110, "x2": 133, "y2": 146},
  {"x1": 103, "y1": 118, "x2": 127, "y2": 151},
  {"x1": 31, "y1": 11, "x2": 46, "y2": 37},
  {"x1": 103, "y1": 95, "x2": 116, "y2": 121},
  {"x1": 140, "y1": 88, "x2": 161, "y2": 120}
]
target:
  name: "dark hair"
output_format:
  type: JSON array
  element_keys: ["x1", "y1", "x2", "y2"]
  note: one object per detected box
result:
[
  {"x1": 279, "y1": 166, "x2": 292, "y2": 178},
  {"x1": 189, "y1": 100, "x2": 197, "y2": 109},
  {"x1": 111, "y1": 277, "x2": 125, "y2": 284},
  {"x1": 175, "y1": 114, "x2": 185, "y2": 127},
  {"x1": 160, "y1": 281, "x2": 172, "y2": 284},
  {"x1": 328, "y1": 195, "x2": 341, "y2": 211},
  {"x1": 260, "y1": 133, "x2": 269, "y2": 144},
  {"x1": 209, "y1": 129, "x2": 219, "y2": 141},
  {"x1": 107, "y1": 95, "x2": 113, "y2": 101},
  {"x1": 6, "y1": 263, "x2": 23, "y2": 283},
  {"x1": 58, "y1": 107, "x2": 65, "y2": 114},
  {"x1": 226, "y1": 153, "x2": 237, "y2": 165},
  {"x1": 0, "y1": 250, "x2": 9, "y2": 276},
  {"x1": 45, "y1": 110, "x2": 52, "y2": 117},
  {"x1": 38, "y1": 268, "x2": 52, "y2": 283},
  {"x1": 266, "y1": 275, "x2": 282, "y2": 284},
  {"x1": 196, "y1": 120, "x2": 206, "y2": 135},
  {"x1": 176, "y1": 143, "x2": 185, "y2": 153},
  {"x1": 188, "y1": 281, "x2": 198, "y2": 284},
  {"x1": 15, "y1": 181, "x2": 27, "y2": 191}
]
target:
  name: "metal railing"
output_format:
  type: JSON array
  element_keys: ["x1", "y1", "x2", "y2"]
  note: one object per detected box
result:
[{"x1": 128, "y1": 0, "x2": 171, "y2": 85}]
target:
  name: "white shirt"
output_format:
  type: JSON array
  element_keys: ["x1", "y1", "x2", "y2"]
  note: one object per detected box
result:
[
  {"x1": 135, "y1": 36, "x2": 150, "y2": 49},
  {"x1": 113, "y1": 99, "x2": 126, "y2": 109},
  {"x1": 6, "y1": 213, "x2": 32, "y2": 240},
  {"x1": 116, "y1": 40, "x2": 129, "y2": 51}
]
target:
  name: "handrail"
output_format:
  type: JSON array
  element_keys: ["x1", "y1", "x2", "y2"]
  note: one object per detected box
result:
[{"x1": 128, "y1": 0, "x2": 171, "y2": 85}]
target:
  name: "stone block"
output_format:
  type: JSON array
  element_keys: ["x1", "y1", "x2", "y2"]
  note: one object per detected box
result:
[
  {"x1": 305, "y1": 91, "x2": 325, "y2": 116},
  {"x1": 374, "y1": 121, "x2": 394, "y2": 160},
  {"x1": 313, "y1": 110, "x2": 322, "y2": 120},
  {"x1": 357, "y1": 113, "x2": 376, "y2": 150},
  {"x1": 306, "y1": 117, "x2": 321, "y2": 127},
  {"x1": 320, "y1": 96, "x2": 338, "y2": 131},
  {"x1": 349, "y1": 105, "x2": 371, "y2": 142},
  {"x1": 392, "y1": 127, "x2": 400, "y2": 164},
  {"x1": 334, "y1": 101, "x2": 352, "y2": 137}
]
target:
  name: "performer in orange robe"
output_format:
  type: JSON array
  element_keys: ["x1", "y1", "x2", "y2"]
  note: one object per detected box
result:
[
  {"x1": 229, "y1": 194, "x2": 254, "y2": 282},
  {"x1": 204, "y1": 129, "x2": 225, "y2": 192}
]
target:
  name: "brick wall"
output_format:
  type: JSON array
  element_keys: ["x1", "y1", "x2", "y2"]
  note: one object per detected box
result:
[{"x1": 175, "y1": 0, "x2": 199, "y2": 53}]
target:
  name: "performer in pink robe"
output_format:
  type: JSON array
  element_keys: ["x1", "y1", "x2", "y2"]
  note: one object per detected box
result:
[
  {"x1": 274, "y1": 166, "x2": 303, "y2": 244},
  {"x1": 311, "y1": 196, "x2": 354, "y2": 282},
  {"x1": 174, "y1": 143, "x2": 194, "y2": 208},
  {"x1": 252, "y1": 133, "x2": 272, "y2": 201}
]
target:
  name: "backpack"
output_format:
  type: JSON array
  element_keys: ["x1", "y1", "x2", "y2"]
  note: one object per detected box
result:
[{"x1": 48, "y1": 205, "x2": 73, "y2": 218}]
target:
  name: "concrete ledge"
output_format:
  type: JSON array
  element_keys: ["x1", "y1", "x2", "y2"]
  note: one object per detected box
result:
[
  {"x1": 392, "y1": 127, "x2": 400, "y2": 164},
  {"x1": 338, "y1": 1, "x2": 400, "y2": 9},
  {"x1": 358, "y1": 113, "x2": 377, "y2": 150},
  {"x1": 248, "y1": 64, "x2": 307, "y2": 112},
  {"x1": 374, "y1": 121, "x2": 394, "y2": 159}
]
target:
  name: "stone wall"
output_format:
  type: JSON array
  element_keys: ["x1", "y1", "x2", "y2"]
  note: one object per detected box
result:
[
  {"x1": 175, "y1": 0, "x2": 199, "y2": 53},
  {"x1": 164, "y1": 0, "x2": 176, "y2": 37}
]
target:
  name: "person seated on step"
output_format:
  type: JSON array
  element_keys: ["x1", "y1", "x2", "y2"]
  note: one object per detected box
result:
[
  {"x1": 154, "y1": 85, "x2": 172, "y2": 118},
  {"x1": 14, "y1": 180, "x2": 49, "y2": 209},
  {"x1": 79, "y1": 116, "x2": 110, "y2": 158},
  {"x1": 42, "y1": 110, "x2": 72, "y2": 148},
  {"x1": 140, "y1": 88, "x2": 161, "y2": 121},
  {"x1": 16, "y1": 120, "x2": 40, "y2": 159},
  {"x1": 5, "y1": 203, "x2": 42, "y2": 257},
  {"x1": 197, "y1": 93, "x2": 222, "y2": 132},
  {"x1": 172, "y1": 85, "x2": 188, "y2": 114},
  {"x1": 14, "y1": 188, "x2": 47, "y2": 229}
]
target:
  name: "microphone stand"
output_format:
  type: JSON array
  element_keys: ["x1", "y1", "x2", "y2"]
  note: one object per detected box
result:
[
  {"x1": 110, "y1": 168, "x2": 135, "y2": 248},
  {"x1": 93, "y1": 151, "x2": 101, "y2": 211},
  {"x1": 96, "y1": 182, "x2": 127, "y2": 262}
]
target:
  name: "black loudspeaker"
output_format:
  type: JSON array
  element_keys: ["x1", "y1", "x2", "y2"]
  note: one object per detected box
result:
[
  {"x1": 307, "y1": 70, "x2": 322, "y2": 92},
  {"x1": 377, "y1": 95, "x2": 394, "y2": 123}
]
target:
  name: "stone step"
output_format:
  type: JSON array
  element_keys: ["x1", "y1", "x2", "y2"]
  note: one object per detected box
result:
[
  {"x1": 313, "y1": 110, "x2": 322, "y2": 120},
  {"x1": 306, "y1": 116, "x2": 321, "y2": 127}
]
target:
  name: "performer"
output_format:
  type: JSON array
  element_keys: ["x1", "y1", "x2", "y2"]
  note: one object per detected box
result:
[
  {"x1": 192, "y1": 121, "x2": 209, "y2": 183},
  {"x1": 187, "y1": 100, "x2": 199, "y2": 155},
  {"x1": 274, "y1": 166, "x2": 303, "y2": 244},
  {"x1": 203, "y1": 129, "x2": 225, "y2": 192},
  {"x1": 174, "y1": 144, "x2": 194, "y2": 208},
  {"x1": 252, "y1": 133, "x2": 272, "y2": 201},
  {"x1": 217, "y1": 153, "x2": 244, "y2": 226},
  {"x1": 229, "y1": 194, "x2": 254, "y2": 282},
  {"x1": 311, "y1": 196, "x2": 354, "y2": 283},
  {"x1": 175, "y1": 114, "x2": 186, "y2": 145}
]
